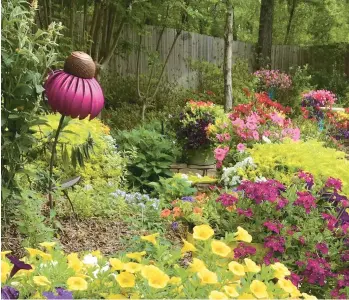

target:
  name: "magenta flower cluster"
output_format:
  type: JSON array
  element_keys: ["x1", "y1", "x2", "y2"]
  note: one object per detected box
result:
[
  {"x1": 294, "y1": 191, "x2": 317, "y2": 213},
  {"x1": 233, "y1": 243, "x2": 256, "y2": 259},
  {"x1": 237, "y1": 179, "x2": 286, "y2": 204},
  {"x1": 216, "y1": 193, "x2": 238, "y2": 207},
  {"x1": 302, "y1": 90, "x2": 337, "y2": 107},
  {"x1": 254, "y1": 69, "x2": 292, "y2": 90},
  {"x1": 263, "y1": 220, "x2": 283, "y2": 234}
]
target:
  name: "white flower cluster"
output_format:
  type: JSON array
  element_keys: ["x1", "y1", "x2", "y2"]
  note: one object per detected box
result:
[{"x1": 221, "y1": 157, "x2": 257, "y2": 187}]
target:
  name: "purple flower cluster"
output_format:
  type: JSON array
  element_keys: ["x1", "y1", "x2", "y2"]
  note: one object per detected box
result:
[
  {"x1": 181, "y1": 196, "x2": 194, "y2": 202},
  {"x1": 322, "y1": 213, "x2": 337, "y2": 231},
  {"x1": 237, "y1": 179, "x2": 285, "y2": 204},
  {"x1": 216, "y1": 193, "x2": 238, "y2": 207},
  {"x1": 263, "y1": 220, "x2": 283, "y2": 234},
  {"x1": 236, "y1": 208, "x2": 253, "y2": 218},
  {"x1": 43, "y1": 288, "x2": 73, "y2": 300},
  {"x1": 233, "y1": 243, "x2": 256, "y2": 259},
  {"x1": 264, "y1": 235, "x2": 285, "y2": 253},
  {"x1": 294, "y1": 191, "x2": 316, "y2": 213},
  {"x1": 1, "y1": 286, "x2": 19, "y2": 300},
  {"x1": 325, "y1": 177, "x2": 342, "y2": 192},
  {"x1": 302, "y1": 257, "x2": 334, "y2": 286},
  {"x1": 298, "y1": 171, "x2": 314, "y2": 189},
  {"x1": 316, "y1": 242, "x2": 329, "y2": 255}
]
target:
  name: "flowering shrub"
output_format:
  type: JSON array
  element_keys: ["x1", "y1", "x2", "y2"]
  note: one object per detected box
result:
[
  {"x1": 1, "y1": 225, "x2": 316, "y2": 299},
  {"x1": 207, "y1": 93, "x2": 300, "y2": 167},
  {"x1": 177, "y1": 100, "x2": 224, "y2": 151},
  {"x1": 254, "y1": 69, "x2": 292, "y2": 91},
  {"x1": 325, "y1": 110, "x2": 349, "y2": 142},
  {"x1": 301, "y1": 90, "x2": 337, "y2": 121}
]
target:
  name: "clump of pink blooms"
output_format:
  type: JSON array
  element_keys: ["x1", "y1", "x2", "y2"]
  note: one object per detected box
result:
[
  {"x1": 214, "y1": 146, "x2": 229, "y2": 168},
  {"x1": 263, "y1": 220, "x2": 283, "y2": 234},
  {"x1": 254, "y1": 69, "x2": 292, "y2": 90},
  {"x1": 294, "y1": 191, "x2": 317, "y2": 213},
  {"x1": 216, "y1": 193, "x2": 238, "y2": 207},
  {"x1": 302, "y1": 90, "x2": 337, "y2": 107},
  {"x1": 233, "y1": 243, "x2": 257, "y2": 259}
]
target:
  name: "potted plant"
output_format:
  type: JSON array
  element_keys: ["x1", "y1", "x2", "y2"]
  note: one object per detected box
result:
[{"x1": 176, "y1": 100, "x2": 224, "y2": 165}]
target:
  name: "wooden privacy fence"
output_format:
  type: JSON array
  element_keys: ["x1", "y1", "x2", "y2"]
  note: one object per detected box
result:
[{"x1": 106, "y1": 25, "x2": 321, "y2": 88}]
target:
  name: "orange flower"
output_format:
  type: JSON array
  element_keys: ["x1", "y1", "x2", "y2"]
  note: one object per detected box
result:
[
  {"x1": 173, "y1": 207, "x2": 182, "y2": 218},
  {"x1": 193, "y1": 207, "x2": 203, "y2": 215},
  {"x1": 195, "y1": 193, "x2": 207, "y2": 202},
  {"x1": 171, "y1": 200, "x2": 178, "y2": 206},
  {"x1": 226, "y1": 205, "x2": 236, "y2": 212},
  {"x1": 160, "y1": 209, "x2": 171, "y2": 218}
]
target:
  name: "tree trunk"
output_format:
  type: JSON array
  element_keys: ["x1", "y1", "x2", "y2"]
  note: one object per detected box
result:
[
  {"x1": 256, "y1": 0, "x2": 274, "y2": 69},
  {"x1": 284, "y1": 0, "x2": 297, "y2": 44},
  {"x1": 224, "y1": 1, "x2": 233, "y2": 112},
  {"x1": 69, "y1": 0, "x2": 76, "y2": 47}
]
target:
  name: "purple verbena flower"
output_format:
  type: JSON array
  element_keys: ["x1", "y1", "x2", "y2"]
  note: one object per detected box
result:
[
  {"x1": 233, "y1": 243, "x2": 256, "y2": 259},
  {"x1": 316, "y1": 242, "x2": 329, "y2": 255},
  {"x1": 263, "y1": 220, "x2": 283, "y2": 234},
  {"x1": 294, "y1": 191, "x2": 316, "y2": 213},
  {"x1": 181, "y1": 196, "x2": 194, "y2": 202},
  {"x1": 1, "y1": 286, "x2": 19, "y2": 300},
  {"x1": 216, "y1": 193, "x2": 238, "y2": 207},
  {"x1": 264, "y1": 235, "x2": 285, "y2": 253},
  {"x1": 236, "y1": 208, "x2": 253, "y2": 218}
]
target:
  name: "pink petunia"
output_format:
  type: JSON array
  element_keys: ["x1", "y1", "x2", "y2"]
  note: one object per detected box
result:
[
  {"x1": 214, "y1": 146, "x2": 230, "y2": 162},
  {"x1": 237, "y1": 143, "x2": 246, "y2": 152}
]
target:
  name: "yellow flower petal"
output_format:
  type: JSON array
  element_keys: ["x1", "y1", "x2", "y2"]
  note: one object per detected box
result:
[
  {"x1": 141, "y1": 233, "x2": 159, "y2": 245},
  {"x1": 1, "y1": 261, "x2": 11, "y2": 283},
  {"x1": 33, "y1": 276, "x2": 51, "y2": 287},
  {"x1": 223, "y1": 285, "x2": 240, "y2": 297},
  {"x1": 39, "y1": 242, "x2": 56, "y2": 251},
  {"x1": 238, "y1": 293, "x2": 255, "y2": 299},
  {"x1": 198, "y1": 268, "x2": 218, "y2": 285},
  {"x1": 1, "y1": 251, "x2": 11, "y2": 260},
  {"x1": 234, "y1": 227, "x2": 252, "y2": 243},
  {"x1": 209, "y1": 291, "x2": 228, "y2": 300},
  {"x1": 126, "y1": 251, "x2": 146, "y2": 263},
  {"x1": 67, "y1": 253, "x2": 84, "y2": 273},
  {"x1": 193, "y1": 225, "x2": 214, "y2": 240},
  {"x1": 123, "y1": 262, "x2": 142, "y2": 273},
  {"x1": 189, "y1": 258, "x2": 207, "y2": 273},
  {"x1": 250, "y1": 280, "x2": 268, "y2": 299},
  {"x1": 181, "y1": 239, "x2": 197, "y2": 253},
  {"x1": 270, "y1": 262, "x2": 291, "y2": 279},
  {"x1": 302, "y1": 293, "x2": 317, "y2": 299},
  {"x1": 67, "y1": 276, "x2": 88, "y2": 291},
  {"x1": 109, "y1": 258, "x2": 124, "y2": 271},
  {"x1": 244, "y1": 258, "x2": 261, "y2": 273},
  {"x1": 228, "y1": 261, "x2": 245, "y2": 277},
  {"x1": 116, "y1": 272, "x2": 135, "y2": 288},
  {"x1": 211, "y1": 240, "x2": 231, "y2": 257},
  {"x1": 278, "y1": 278, "x2": 296, "y2": 293},
  {"x1": 169, "y1": 276, "x2": 182, "y2": 285}
]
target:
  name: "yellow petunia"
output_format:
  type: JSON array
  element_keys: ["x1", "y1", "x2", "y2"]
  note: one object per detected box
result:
[
  {"x1": 123, "y1": 262, "x2": 142, "y2": 273},
  {"x1": 244, "y1": 258, "x2": 261, "y2": 273},
  {"x1": 209, "y1": 291, "x2": 228, "y2": 300},
  {"x1": 193, "y1": 224, "x2": 214, "y2": 240},
  {"x1": 67, "y1": 253, "x2": 84, "y2": 273},
  {"x1": 302, "y1": 293, "x2": 317, "y2": 299},
  {"x1": 25, "y1": 248, "x2": 52, "y2": 261},
  {"x1": 104, "y1": 294, "x2": 127, "y2": 299},
  {"x1": 228, "y1": 261, "x2": 245, "y2": 277},
  {"x1": 33, "y1": 276, "x2": 51, "y2": 287},
  {"x1": 39, "y1": 242, "x2": 56, "y2": 251},
  {"x1": 141, "y1": 265, "x2": 159, "y2": 278},
  {"x1": 116, "y1": 272, "x2": 135, "y2": 288},
  {"x1": 1, "y1": 251, "x2": 11, "y2": 260},
  {"x1": 234, "y1": 227, "x2": 252, "y2": 243},
  {"x1": 211, "y1": 240, "x2": 231, "y2": 257},
  {"x1": 67, "y1": 276, "x2": 88, "y2": 291},
  {"x1": 270, "y1": 262, "x2": 290, "y2": 279},
  {"x1": 141, "y1": 233, "x2": 159, "y2": 245},
  {"x1": 109, "y1": 258, "x2": 124, "y2": 271},
  {"x1": 189, "y1": 258, "x2": 207, "y2": 273},
  {"x1": 146, "y1": 269, "x2": 170, "y2": 289},
  {"x1": 250, "y1": 280, "x2": 268, "y2": 299},
  {"x1": 238, "y1": 293, "x2": 255, "y2": 299},
  {"x1": 181, "y1": 239, "x2": 197, "y2": 253},
  {"x1": 290, "y1": 286, "x2": 302, "y2": 298},
  {"x1": 169, "y1": 276, "x2": 182, "y2": 285},
  {"x1": 91, "y1": 250, "x2": 103, "y2": 258},
  {"x1": 197, "y1": 268, "x2": 218, "y2": 285},
  {"x1": 1, "y1": 261, "x2": 11, "y2": 283},
  {"x1": 278, "y1": 278, "x2": 296, "y2": 293},
  {"x1": 223, "y1": 285, "x2": 239, "y2": 297},
  {"x1": 126, "y1": 251, "x2": 146, "y2": 263}
]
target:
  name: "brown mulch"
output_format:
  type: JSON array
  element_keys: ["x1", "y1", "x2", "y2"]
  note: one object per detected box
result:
[
  {"x1": 2, "y1": 217, "x2": 185, "y2": 257},
  {"x1": 1, "y1": 218, "x2": 144, "y2": 257}
]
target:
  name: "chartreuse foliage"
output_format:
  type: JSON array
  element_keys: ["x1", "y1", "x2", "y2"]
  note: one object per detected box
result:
[
  {"x1": 30, "y1": 114, "x2": 127, "y2": 187},
  {"x1": 249, "y1": 140, "x2": 349, "y2": 196},
  {"x1": 1, "y1": 225, "x2": 315, "y2": 299}
]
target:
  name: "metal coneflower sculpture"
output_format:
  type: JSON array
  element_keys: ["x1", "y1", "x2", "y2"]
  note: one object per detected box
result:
[{"x1": 44, "y1": 51, "x2": 105, "y2": 208}]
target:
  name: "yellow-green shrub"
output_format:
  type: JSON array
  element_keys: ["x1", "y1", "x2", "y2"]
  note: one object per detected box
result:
[{"x1": 249, "y1": 140, "x2": 349, "y2": 196}]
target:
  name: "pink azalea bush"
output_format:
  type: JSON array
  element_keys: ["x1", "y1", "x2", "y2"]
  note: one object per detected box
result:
[
  {"x1": 254, "y1": 69, "x2": 292, "y2": 90},
  {"x1": 208, "y1": 93, "x2": 301, "y2": 166}
]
